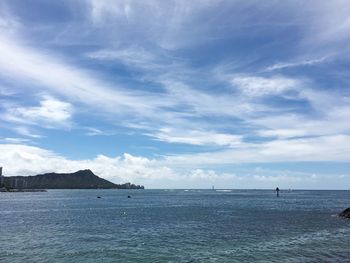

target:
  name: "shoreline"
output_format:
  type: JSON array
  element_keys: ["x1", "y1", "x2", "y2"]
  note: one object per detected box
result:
[{"x1": 0, "y1": 188, "x2": 47, "y2": 192}]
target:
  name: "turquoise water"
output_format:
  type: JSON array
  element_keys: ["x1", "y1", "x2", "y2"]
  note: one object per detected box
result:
[{"x1": 1, "y1": 190, "x2": 349, "y2": 262}]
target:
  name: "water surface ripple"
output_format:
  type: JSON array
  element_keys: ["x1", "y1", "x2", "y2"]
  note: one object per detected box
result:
[{"x1": 1, "y1": 190, "x2": 349, "y2": 262}]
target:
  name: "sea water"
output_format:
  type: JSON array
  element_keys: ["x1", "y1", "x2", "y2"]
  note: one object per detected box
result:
[{"x1": 0, "y1": 190, "x2": 349, "y2": 262}]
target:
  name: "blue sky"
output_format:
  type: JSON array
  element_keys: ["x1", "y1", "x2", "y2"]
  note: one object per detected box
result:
[{"x1": 1, "y1": 0, "x2": 350, "y2": 189}]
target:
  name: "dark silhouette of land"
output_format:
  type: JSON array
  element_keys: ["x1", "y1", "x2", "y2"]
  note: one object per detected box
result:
[
  {"x1": 0, "y1": 169, "x2": 144, "y2": 190},
  {"x1": 339, "y1": 207, "x2": 350, "y2": 219}
]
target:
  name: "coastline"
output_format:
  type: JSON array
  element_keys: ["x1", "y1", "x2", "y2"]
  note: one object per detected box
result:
[{"x1": 0, "y1": 188, "x2": 47, "y2": 192}]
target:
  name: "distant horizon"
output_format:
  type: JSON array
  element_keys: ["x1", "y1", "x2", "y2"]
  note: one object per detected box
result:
[
  {"x1": 1, "y1": 1, "x2": 350, "y2": 189},
  {"x1": 0, "y1": 167, "x2": 349, "y2": 190},
  {"x1": 2, "y1": 167, "x2": 350, "y2": 190}
]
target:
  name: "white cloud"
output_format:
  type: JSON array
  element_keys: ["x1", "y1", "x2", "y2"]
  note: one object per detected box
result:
[
  {"x1": 1, "y1": 137, "x2": 31, "y2": 144},
  {"x1": 90, "y1": 0, "x2": 133, "y2": 24},
  {"x1": 0, "y1": 86, "x2": 17, "y2": 96},
  {"x1": 0, "y1": 144, "x2": 171, "y2": 182},
  {"x1": 257, "y1": 129, "x2": 307, "y2": 139},
  {"x1": 150, "y1": 128, "x2": 242, "y2": 147},
  {"x1": 265, "y1": 57, "x2": 328, "y2": 71},
  {"x1": 252, "y1": 88, "x2": 350, "y2": 139},
  {"x1": 84, "y1": 127, "x2": 112, "y2": 136},
  {"x1": 230, "y1": 75, "x2": 300, "y2": 97},
  {"x1": 0, "y1": 2, "x2": 20, "y2": 34},
  {"x1": 87, "y1": 47, "x2": 161, "y2": 70},
  {"x1": 1, "y1": 143, "x2": 349, "y2": 189},
  {"x1": 4, "y1": 95, "x2": 72, "y2": 128},
  {"x1": 5, "y1": 10, "x2": 348, "y2": 151},
  {"x1": 13, "y1": 127, "x2": 42, "y2": 138},
  {"x1": 255, "y1": 113, "x2": 350, "y2": 140},
  {"x1": 188, "y1": 169, "x2": 238, "y2": 181},
  {"x1": 86, "y1": 0, "x2": 350, "y2": 55},
  {"x1": 0, "y1": 34, "x2": 175, "y2": 119},
  {"x1": 0, "y1": 144, "x2": 239, "y2": 188},
  {"x1": 253, "y1": 174, "x2": 302, "y2": 182},
  {"x1": 162, "y1": 80, "x2": 262, "y2": 117},
  {"x1": 302, "y1": 1, "x2": 350, "y2": 47},
  {"x1": 164, "y1": 135, "x2": 350, "y2": 166},
  {"x1": 88, "y1": 0, "x2": 224, "y2": 50},
  {"x1": 1, "y1": 30, "x2": 349, "y2": 150},
  {"x1": 0, "y1": 32, "x2": 257, "y2": 146}
]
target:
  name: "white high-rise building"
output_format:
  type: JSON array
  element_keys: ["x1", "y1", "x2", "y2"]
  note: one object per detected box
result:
[{"x1": 0, "y1": 167, "x2": 3, "y2": 186}]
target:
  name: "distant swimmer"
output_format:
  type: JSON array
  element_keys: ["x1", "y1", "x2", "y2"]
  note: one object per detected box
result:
[
  {"x1": 127, "y1": 195, "x2": 131, "y2": 198},
  {"x1": 275, "y1": 187, "x2": 280, "y2": 197},
  {"x1": 97, "y1": 196, "x2": 101, "y2": 199}
]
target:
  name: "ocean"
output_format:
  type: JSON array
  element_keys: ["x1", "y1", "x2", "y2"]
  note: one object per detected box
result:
[{"x1": 1, "y1": 189, "x2": 349, "y2": 262}]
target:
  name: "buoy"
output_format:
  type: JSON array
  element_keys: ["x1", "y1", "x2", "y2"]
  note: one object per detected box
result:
[
  {"x1": 97, "y1": 196, "x2": 101, "y2": 198},
  {"x1": 127, "y1": 195, "x2": 131, "y2": 198}
]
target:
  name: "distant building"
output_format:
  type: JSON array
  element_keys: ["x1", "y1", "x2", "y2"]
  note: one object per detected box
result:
[
  {"x1": 0, "y1": 168, "x2": 28, "y2": 189},
  {"x1": 7, "y1": 177, "x2": 27, "y2": 189},
  {"x1": 0, "y1": 167, "x2": 3, "y2": 186}
]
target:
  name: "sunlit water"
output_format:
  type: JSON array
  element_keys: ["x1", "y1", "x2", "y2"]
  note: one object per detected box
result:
[{"x1": 1, "y1": 190, "x2": 349, "y2": 262}]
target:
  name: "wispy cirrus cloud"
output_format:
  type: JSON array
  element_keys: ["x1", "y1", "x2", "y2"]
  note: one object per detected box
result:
[
  {"x1": 86, "y1": 47, "x2": 163, "y2": 69},
  {"x1": 230, "y1": 75, "x2": 300, "y2": 97},
  {"x1": 88, "y1": 0, "x2": 230, "y2": 50},
  {"x1": 84, "y1": 127, "x2": 115, "y2": 137},
  {"x1": 265, "y1": 57, "x2": 328, "y2": 72},
  {"x1": 0, "y1": 31, "x2": 250, "y2": 147},
  {"x1": 2, "y1": 27, "x2": 348, "y2": 149},
  {"x1": 0, "y1": 137, "x2": 32, "y2": 144},
  {"x1": 13, "y1": 127, "x2": 42, "y2": 138},
  {"x1": 149, "y1": 128, "x2": 243, "y2": 147},
  {"x1": 164, "y1": 134, "x2": 350, "y2": 167}
]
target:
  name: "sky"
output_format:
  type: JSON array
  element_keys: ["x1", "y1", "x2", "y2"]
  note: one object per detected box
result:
[{"x1": 1, "y1": 0, "x2": 350, "y2": 189}]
